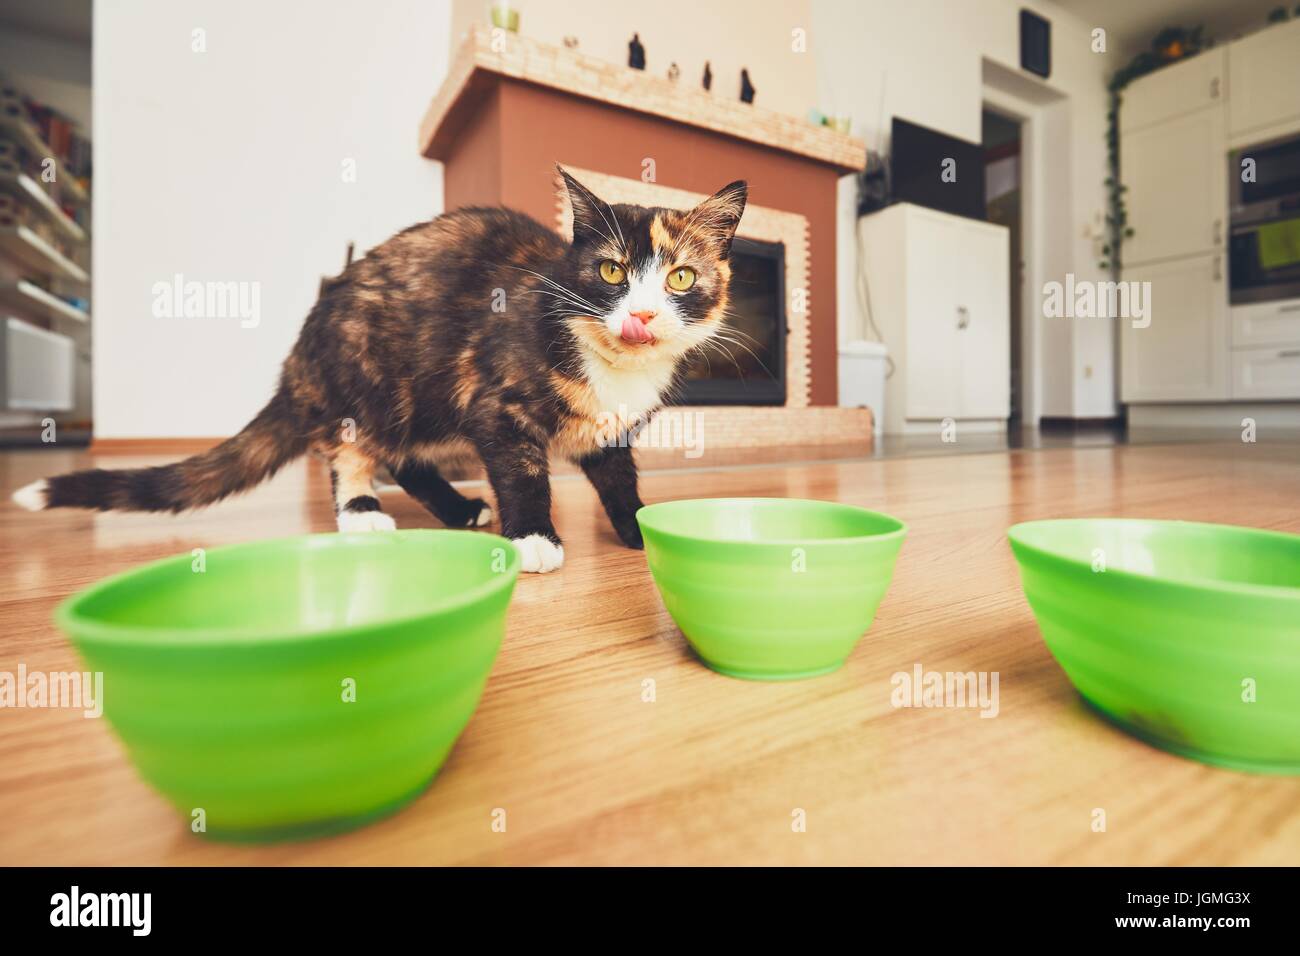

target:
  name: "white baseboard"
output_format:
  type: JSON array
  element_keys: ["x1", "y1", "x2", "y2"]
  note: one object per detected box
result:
[
  {"x1": 1127, "y1": 403, "x2": 1300, "y2": 429},
  {"x1": 886, "y1": 418, "x2": 1008, "y2": 437}
]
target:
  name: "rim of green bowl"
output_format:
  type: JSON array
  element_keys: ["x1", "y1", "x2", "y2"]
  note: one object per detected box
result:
[
  {"x1": 1007, "y1": 517, "x2": 1300, "y2": 602},
  {"x1": 55, "y1": 529, "x2": 521, "y2": 649},
  {"x1": 636, "y1": 497, "x2": 907, "y2": 549}
]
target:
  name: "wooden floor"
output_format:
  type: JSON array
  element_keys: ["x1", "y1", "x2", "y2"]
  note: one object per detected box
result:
[{"x1": 2, "y1": 440, "x2": 1298, "y2": 865}]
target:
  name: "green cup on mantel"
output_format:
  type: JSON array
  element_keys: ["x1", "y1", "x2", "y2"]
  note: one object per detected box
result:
[
  {"x1": 1009, "y1": 518, "x2": 1300, "y2": 774},
  {"x1": 637, "y1": 497, "x2": 907, "y2": 680},
  {"x1": 489, "y1": 4, "x2": 519, "y2": 32},
  {"x1": 56, "y1": 529, "x2": 519, "y2": 840}
]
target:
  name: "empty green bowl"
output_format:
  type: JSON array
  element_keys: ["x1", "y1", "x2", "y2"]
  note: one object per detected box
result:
[
  {"x1": 637, "y1": 498, "x2": 907, "y2": 680},
  {"x1": 1009, "y1": 519, "x2": 1300, "y2": 774},
  {"x1": 56, "y1": 530, "x2": 519, "y2": 840}
]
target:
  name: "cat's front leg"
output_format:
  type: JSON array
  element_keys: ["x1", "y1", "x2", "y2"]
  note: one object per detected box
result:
[
  {"x1": 577, "y1": 444, "x2": 645, "y2": 550},
  {"x1": 475, "y1": 438, "x2": 564, "y2": 573}
]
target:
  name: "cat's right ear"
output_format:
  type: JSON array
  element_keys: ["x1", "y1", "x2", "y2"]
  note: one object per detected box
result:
[
  {"x1": 690, "y1": 180, "x2": 748, "y2": 257},
  {"x1": 557, "y1": 165, "x2": 612, "y2": 245}
]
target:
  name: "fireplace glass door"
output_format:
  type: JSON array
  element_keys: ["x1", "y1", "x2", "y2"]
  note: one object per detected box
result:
[{"x1": 676, "y1": 236, "x2": 786, "y2": 405}]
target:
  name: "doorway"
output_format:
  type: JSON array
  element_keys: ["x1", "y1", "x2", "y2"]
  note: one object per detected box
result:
[
  {"x1": 981, "y1": 107, "x2": 1023, "y2": 426},
  {"x1": 982, "y1": 56, "x2": 1071, "y2": 431}
]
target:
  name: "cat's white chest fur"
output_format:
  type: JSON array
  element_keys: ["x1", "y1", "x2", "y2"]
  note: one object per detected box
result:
[
  {"x1": 581, "y1": 352, "x2": 676, "y2": 427},
  {"x1": 549, "y1": 349, "x2": 679, "y2": 460}
]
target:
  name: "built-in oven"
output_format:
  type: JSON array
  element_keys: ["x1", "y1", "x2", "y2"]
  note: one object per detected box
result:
[
  {"x1": 1229, "y1": 215, "x2": 1300, "y2": 304},
  {"x1": 1228, "y1": 132, "x2": 1300, "y2": 305}
]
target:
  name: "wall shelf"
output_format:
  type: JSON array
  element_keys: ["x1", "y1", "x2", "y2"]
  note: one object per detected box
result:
[
  {"x1": 0, "y1": 226, "x2": 89, "y2": 283},
  {"x1": 0, "y1": 279, "x2": 88, "y2": 323},
  {"x1": 0, "y1": 172, "x2": 87, "y2": 242},
  {"x1": 0, "y1": 73, "x2": 91, "y2": 426}
]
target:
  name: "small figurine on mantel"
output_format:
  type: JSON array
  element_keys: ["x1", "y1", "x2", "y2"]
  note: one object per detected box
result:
[
  {"x1": 702, "y1": 61, "x2": 713, "y2": 91},
  {"x1": 628, "y1": 33, "x2": 646, "y2": 70},
  {"x1": 562, "y1": 36, "x2": 578, "y2": 50},
  {"x1": 667, "y1": 62, "x2": 680, "y2": 83},
  {"x1": 740, "y1": 68, "x2": 756, "y2": 104}
]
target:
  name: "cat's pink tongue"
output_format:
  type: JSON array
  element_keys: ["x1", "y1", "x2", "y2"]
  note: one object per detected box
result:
[{"x1": 620, "y1": 315, "x2": 655, "y2": 344}]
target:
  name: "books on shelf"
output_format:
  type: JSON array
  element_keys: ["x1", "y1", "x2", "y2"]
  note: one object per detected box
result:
[{"x1": 0, "y1": 82, "x2": 91, "y2": 204}]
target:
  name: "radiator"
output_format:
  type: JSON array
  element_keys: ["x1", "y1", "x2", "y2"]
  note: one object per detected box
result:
[{"x1": 3, "y1": 316, "x2": 74, "y2": 411}]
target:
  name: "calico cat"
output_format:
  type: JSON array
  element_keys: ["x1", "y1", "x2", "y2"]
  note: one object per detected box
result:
[{"x1": 13, "y1": 168, "x2": 747, "y2": 573}]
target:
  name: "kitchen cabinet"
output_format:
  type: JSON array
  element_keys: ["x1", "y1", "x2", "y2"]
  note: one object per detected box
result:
[
  {"x1": 1121, "y1": 47, "x2": 1225, "y2": 134},
  {"x1": 1121, "y1": 104, "x2": 1226, "y2": 266},
  {"x1": 1228, "y1": 18, "x2": 1300, "y2": 139},
  {"x1": 1121, "y1": 253, "x2": 1228, "y2": 402},
  {"x1": 859, "y1": 203, "x2": 1009, "y2": 434}
]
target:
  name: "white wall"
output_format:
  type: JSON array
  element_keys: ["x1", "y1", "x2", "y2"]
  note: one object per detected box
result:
[
  {"x1": 93, "y1": 0, "x2": 451, "y2": 438},
  {"x1": 814, "y1": 0, "x2": 1116, "y2": 419}
]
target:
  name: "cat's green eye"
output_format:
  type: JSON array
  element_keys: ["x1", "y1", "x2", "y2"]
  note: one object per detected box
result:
[
  {"x1": 599, "y1": 260, "x2": 626, "y2": 284},
  {"x1": 667, "y1": 266, "x2": 696, "y2": 292}
]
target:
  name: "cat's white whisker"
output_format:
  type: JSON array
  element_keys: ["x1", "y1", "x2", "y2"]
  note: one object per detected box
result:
[
  {"x1": 511, "y1": 267, "x2": 602, "y2": 314},
  {"x1": 573, "y1": 219, "x2": 617, "y2": 248}
]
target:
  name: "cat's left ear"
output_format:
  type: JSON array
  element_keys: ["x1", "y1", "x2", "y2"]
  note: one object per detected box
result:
[
  {"x1": 557, "y1": 165, "x2": 613, "y2": 245},
  {"x1": 691, "y1": 180, "x2": 748, "y2": 256}
]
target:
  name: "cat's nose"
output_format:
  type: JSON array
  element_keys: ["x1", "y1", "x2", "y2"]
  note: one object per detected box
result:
[{"x1": 629, "y1": 309, "x2": 658, "y2": 322}]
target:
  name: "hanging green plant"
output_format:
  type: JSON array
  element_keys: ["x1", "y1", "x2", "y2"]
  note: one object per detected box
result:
[{"x1": 1101, "y1": 25, "x2": 1206, "y2": 274}]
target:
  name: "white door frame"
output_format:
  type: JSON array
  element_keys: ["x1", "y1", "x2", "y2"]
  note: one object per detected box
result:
[{"x1": 981, "y1": 87, "x2": 1043, "y2": 428}]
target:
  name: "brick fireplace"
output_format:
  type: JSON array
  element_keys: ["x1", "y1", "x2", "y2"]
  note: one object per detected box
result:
[{"x1": 420, "y1": 26, "x2": 874, "y2": 459}]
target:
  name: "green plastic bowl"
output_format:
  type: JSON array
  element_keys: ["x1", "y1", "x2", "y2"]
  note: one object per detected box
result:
[
  {"x1": 56, "y1": 530, "x2": 520, "y2": 840},
  {"x1": 637, "y1": 498, "x2": 906, "y2": 680},
  {"x1": 1008, "y1": 518, "x2": 1300, "y2": 774}
]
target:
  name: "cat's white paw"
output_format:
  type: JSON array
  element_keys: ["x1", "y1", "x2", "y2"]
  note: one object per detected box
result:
[
  {"x1": 12, "y1": 479, "x2": 48, "y2": 512},
  {"x1": 512, "y1": 534, "x2": 564, "y2": 573},
  {"x1": 473, "y1": 504, "x2": 495, "y2": 527},
  {"x1": 337, "y1": 510, "x2": 397, "y2": 532}
]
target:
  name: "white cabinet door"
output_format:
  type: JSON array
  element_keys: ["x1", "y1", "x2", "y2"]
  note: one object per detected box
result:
[
  {"x1": 954, "y1": 220, "x2": 1010, "y2": 418},
  {"x1": 1228, "y1": 19, "x2": 1300, "y2": 138},
  {"x1": 1122, "y1": 253, "x2": 1228, "y2": 402},
  {"x1": 1122, "y1": 107, "x2": 1226, "y2": 266},
  {"x1": 903, "y1": 209, "x2": 962, "y2": 419},
  {"x1": 1121, "y1": 48, "x2": 1225, "y2": 133}
]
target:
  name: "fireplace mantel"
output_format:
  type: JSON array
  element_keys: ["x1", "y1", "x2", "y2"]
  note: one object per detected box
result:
[{"x1": 420, "y1": 27, "x2": 866, "y2": 172}]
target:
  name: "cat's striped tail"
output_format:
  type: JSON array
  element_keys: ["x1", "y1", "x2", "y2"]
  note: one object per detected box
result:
[{"x1": 12, "y1": 386, "x2": 309, "y2": 514}]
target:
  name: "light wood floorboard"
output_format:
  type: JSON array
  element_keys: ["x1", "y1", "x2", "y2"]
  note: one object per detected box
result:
[{"x1": 1, "y1": 440, "x2": 1297, "y2": 865}]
